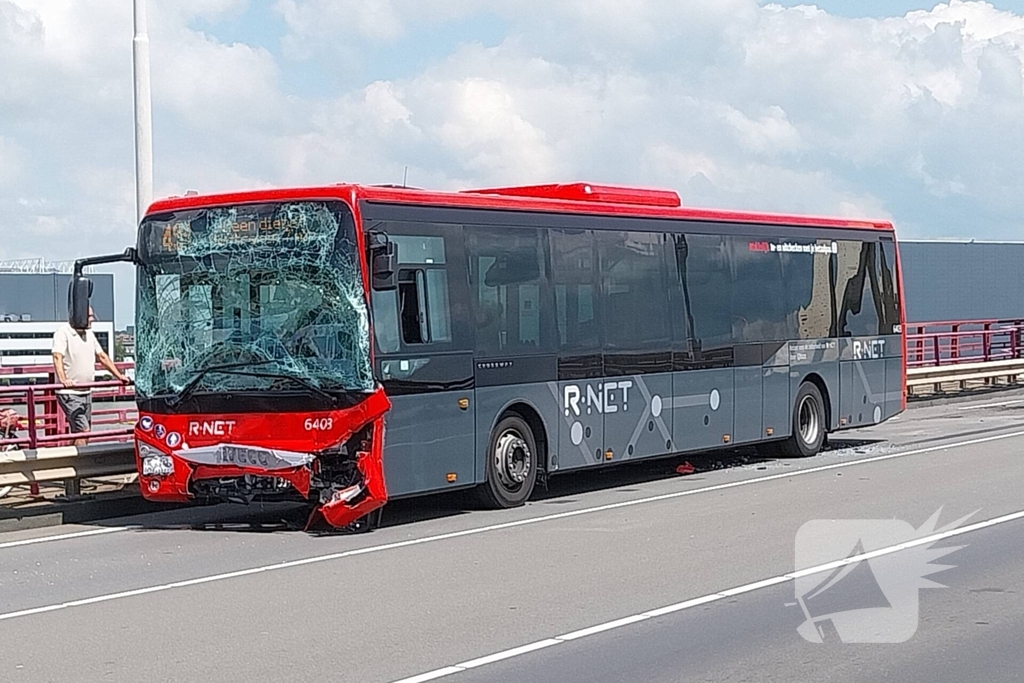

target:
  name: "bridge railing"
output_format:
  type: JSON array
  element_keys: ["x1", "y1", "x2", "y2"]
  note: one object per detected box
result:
[
  {"x1": 905, "y1": 319, "x2": 1024, "y2": 368},
  {"x1": 1, "y1": 362, "x2": 136, "y2": 447},
  {"x1": 0, "y1": 380, "x2": 136, "y2": 450},
  {"x1": 0, "y1": 363, "x2": 136, "y2": 500}
]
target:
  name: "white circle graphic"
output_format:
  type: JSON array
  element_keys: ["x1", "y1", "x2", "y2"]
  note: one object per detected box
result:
[
  {"x1": 571, "y1": 421, "x2": 584, "y2": 446},
  {"x1": 710, "y1": 389, "x2": 721, "y2": 411},
  {"x1": 651, "y1": 395, "x2": 663, "y2": 418},
  {"x1": 873, "y1": 405, "x2": 882, "y2": 423}
]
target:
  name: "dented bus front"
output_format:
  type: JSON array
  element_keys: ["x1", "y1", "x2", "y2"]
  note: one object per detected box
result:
[{"x1": 131, "y1": 195, "x2": 392, "y2": 530}]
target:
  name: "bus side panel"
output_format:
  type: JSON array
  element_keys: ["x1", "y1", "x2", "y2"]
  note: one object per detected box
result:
[
  {"x1": 671, "y1": 368, "x2": 735, "y2": 452},
  {"x1": 884, "y1": 335, "x2": 905, "y2": 420},
  {"x1": 605, "y1": 373, "x2": 673, "y2": 461},
  {"x1": 856, "y1": 360, "x2": 887, "y2": 426},
  {"x1": 763, "y1": 365, "x2": 791, "y2": 438},
  {"x1": 733, "y1": 367, "x2": 763, "y2": 444},
  {"x1": 839, "y1": 360, "x2": 855, "y2": 430},
  {"x1": 473, "y1": 384, "x2": 559, "y2": 479},
  {"x1": 838, "y1": 338, "x2": 890, "y2": 427},
  {"x1": 552, "y1": 379, "x2": 605, "y2": 471},
  {"x1": 382, "y1": 392, "x2": 477, "y2": 497}
]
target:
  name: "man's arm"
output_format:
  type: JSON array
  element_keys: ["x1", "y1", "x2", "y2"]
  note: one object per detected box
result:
[
  {"x1": 51, "y1": 352, "x2": 75, "y2": 388},
  {"x1": 96, "y1": 349, "x2": 130, "y2": 383}
]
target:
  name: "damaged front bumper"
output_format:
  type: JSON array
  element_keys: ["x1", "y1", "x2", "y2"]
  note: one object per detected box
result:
[{"x1": 137, "y1": 388, "x2": 392, "y2": 532}]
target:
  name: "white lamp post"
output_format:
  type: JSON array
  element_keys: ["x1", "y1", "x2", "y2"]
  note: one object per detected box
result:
[{"x1": 133, "y1": 0, "x2": 153, "y2": 225}]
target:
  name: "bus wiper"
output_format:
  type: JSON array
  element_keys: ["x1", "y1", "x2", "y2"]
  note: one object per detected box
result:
[
  {"x1": 231, "y1": 370, "x2": 339, "y2": 405},
  {"x1": 165, "y1": 359, "x2": 277, "y2": 406}
]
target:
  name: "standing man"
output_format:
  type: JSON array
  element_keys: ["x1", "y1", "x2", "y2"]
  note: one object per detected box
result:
[{"x1": 52, "y1": 307, "x2": 130, "y2": 446}]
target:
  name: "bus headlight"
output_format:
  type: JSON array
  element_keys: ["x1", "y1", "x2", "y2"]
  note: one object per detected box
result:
[{"x1": 140, "y1": 443, "x2": 175, "y2": 477}]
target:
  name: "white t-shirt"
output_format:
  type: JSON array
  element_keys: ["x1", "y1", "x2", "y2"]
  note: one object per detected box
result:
[{"x1": 51, "y1": 323, "x2": 102, "y2": 395}]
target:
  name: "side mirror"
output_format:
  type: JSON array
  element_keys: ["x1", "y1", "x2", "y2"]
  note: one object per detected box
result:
[
  {"x1": 368, "y1": 232, "x2": 397, "y2": 291},
  {"x1": 68, "y1": 276, "x2": 93, "y2": 329},
  {"x1": 371, "y1": 248, "x2": 397, "y2": 291}
]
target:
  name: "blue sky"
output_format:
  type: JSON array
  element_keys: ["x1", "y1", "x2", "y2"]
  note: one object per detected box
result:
[{"x1": 3, "y1": 0, "x2": 1024, "y2": 327}]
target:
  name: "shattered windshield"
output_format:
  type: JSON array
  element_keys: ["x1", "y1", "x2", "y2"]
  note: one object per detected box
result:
[{"x1": 135, "y1": 200, "x2": 373, "y2": 399}]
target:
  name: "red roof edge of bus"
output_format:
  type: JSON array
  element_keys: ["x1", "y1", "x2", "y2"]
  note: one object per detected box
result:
[
  {"x1": 144, "y1": 183, "x2": 895, "y2": 232},
  {"x1": 463, "y1": 183, "x2": 683, "y2": 208}
]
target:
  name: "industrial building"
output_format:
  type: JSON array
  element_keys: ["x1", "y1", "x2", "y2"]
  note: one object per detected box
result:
[
  {"x1": 0, "y1": 271, "x2": 115, "y2": 375},
  {"x1": 898, "y1": 240, "x2": 1024, "y2": 323}
]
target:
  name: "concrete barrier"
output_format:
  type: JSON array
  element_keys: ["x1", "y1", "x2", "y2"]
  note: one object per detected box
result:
[{"x1": 0, "y1": 442, "x2": 135, "y2": 493}]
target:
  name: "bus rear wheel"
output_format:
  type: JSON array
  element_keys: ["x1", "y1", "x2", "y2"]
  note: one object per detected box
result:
[
  {"x1": 479, "y1": 415, "x2": 537, "y2": 509},
  {"x1": 779, "y1": 382, "x2": 826, "y2": 458}
]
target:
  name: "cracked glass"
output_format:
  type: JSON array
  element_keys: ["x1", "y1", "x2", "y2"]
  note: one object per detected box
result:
[{"x1": 135, "y1": 200, "x2": 373, "y2": 399}]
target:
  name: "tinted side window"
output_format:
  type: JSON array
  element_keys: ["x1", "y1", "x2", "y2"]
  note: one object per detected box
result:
[
  {"x1": 466, "y1": 226, "x2": 551, "y2": 356},
  {"x1": 551, "y1": 230, "x2": 599, "y2": 352},
  {"x1": 370, "y1": 226, "x2": 468, "y2": 353},
  {"x1": 780, "y1": 239, "x2": 836, "y2": 339},
  {"x1": 835, "y1": 240, "x2": 882, "y2": 337},
  {"x1": 729, "y1": 237, "x2": 788, "y2": 342},
  {"x1": 597, "y1": 231, "x2": 671, "y2": 349},
  {"x1": 878, "y1": 239, "x2": 901, "y2": 334},
  {"x1": 371, "y1": 289, "x2": 400, "y2": 353},
  {"x1": 676, "y1": 234, "x2": 732, "y2": 350}
]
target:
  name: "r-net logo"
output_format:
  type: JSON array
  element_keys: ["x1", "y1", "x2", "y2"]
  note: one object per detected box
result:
[{"x1": 792, "y1": 508, "x2": 974, "y2": 643}]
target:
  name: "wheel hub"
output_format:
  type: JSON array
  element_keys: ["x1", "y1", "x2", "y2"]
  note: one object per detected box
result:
[
  {"x1": 798, "y1": 395, "x2": 820, "y2": 446},
  {"x1": 494, "y1": 430, "x2": 532, "y2": 491}
]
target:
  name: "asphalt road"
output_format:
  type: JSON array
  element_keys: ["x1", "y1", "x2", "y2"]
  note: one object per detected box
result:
[{"x1": 1, "y1": 391, "x2": 1024, "y2": 682}]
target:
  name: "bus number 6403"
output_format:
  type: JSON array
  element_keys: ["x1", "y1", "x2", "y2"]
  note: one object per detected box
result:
[{"x1": 304, "y1": 417, "x2": 333, "y2": 431}]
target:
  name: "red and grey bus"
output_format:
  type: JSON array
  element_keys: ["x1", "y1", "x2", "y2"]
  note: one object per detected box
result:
[{"x1": 69, "y1": 182, "x2": 906, "y2": 530}]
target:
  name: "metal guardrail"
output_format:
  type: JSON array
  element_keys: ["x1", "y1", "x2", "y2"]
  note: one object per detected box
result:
[
  {"x1": 906, "y1": 319, "x2": 1024, "y2": 368},
  {"x1": 906, "y1": 358, "x2": 1024, "y2": 395}
]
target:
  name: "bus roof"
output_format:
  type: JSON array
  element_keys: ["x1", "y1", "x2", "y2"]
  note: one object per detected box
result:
[{"x1": 145, "y1": 182, "x2": 895, "y2": 232}]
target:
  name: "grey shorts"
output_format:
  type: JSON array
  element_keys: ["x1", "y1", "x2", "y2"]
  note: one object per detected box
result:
[{"x1": 56, "y1": 393, "x2": 92, "y2": 434}]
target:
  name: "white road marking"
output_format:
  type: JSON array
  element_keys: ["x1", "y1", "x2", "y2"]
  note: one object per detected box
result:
[
  {"x1": 0, "y1": 526, "x2": 130, "y2": 551},
  {"x1": 1, "y1": 429, "x2": 1023, "y2": 623},
  {"x1": 957, "y1": 399, "x2": 1024, "y2": 411},
  {"x1": 391, "y1": 507, "x2": 1024, "y2": 683}
]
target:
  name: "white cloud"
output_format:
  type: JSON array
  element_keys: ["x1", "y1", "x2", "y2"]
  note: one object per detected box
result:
[
  {"x1": 5, "y1": 0, "x2": 1024, "y2": 323},
  {"x1": 0, "y1": 137, "x2": 27, "y2": 189}
]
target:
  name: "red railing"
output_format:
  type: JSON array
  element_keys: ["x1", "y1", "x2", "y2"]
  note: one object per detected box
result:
[
  {"x1": 905, "y1": 319, "x2": 1024, "y2": 368},
  {"x1": 0, "y1": 362, "x2": 137, "y2": 450}
]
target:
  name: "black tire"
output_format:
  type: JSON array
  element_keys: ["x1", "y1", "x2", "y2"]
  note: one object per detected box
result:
[
  {"x1": 779, "y1": 382, "x2": 826, "y2": 458},
  {"x1": 478, "y1": 414, "x2": 538, "y2": 509}
]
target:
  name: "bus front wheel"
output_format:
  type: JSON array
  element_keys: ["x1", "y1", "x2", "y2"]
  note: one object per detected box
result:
[
  {"x1": 479, "y1": 415, "x2": 537, "y2": 509},
  {"x1": 780, "y1": 382, "x2": 826, "y2": 458}
]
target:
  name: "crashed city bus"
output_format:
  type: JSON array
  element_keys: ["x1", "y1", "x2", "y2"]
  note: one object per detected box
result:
[{"x1": 70, "y1": 182, "x2": 907, "y2": 531}]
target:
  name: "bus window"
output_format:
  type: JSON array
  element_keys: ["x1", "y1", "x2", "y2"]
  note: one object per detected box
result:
[
  {"x1": 678, "y1": 234, "x2": 732, "y2": 350},
  {"x1": 466, "y1": 226, "x2": 549, "y2": 356},
  {"x1": 597, "y1": 231, "x2": 670, "y2": 349},
  {"x1": 780, "y1": 239, "x2": 835, "y2": 340},
  {"x1": 551, "y1": 230, "x2": 599, "y2": 351},
  {"x1": 728, "y1": 236, "x2": 787, "y2": 342},
  {"x1": 371, "y1": 289, "x2": 400, "y2": 354},
  {"x1": 878, "y1": 239, "x2": 901, "y2": 334},
  {"x1": 397, "y1": 268, "x2": 452, "y2": 344},
  {"x1": 836, "y1": 240, "x2": 882, "y2": 337},
  {"x1": 373, "y1": 231, "x2": 455, "y2": 349}
]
